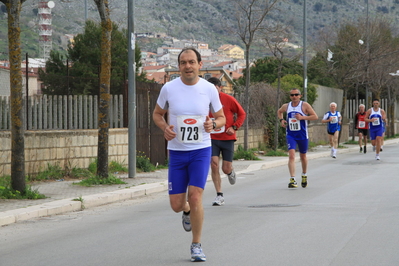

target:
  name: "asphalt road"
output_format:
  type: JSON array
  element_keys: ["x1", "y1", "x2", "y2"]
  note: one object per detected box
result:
[{"x1": 1, "y1": 145, "x2": 399, "y2": 266}]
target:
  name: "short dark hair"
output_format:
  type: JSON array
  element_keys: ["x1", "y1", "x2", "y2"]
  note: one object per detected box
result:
[
  {"x1": 290, "y1": 88, "x2": 301, "y2": 94},
  {"x1": 373, "y1": 98, "x2": 380, "y2": 102},
  {"x1": 178, "y1": 47, "x2": 202, "y2": 64},
  {"x1": 207, "y1": 77, "x2": 221, "y2": 87}
]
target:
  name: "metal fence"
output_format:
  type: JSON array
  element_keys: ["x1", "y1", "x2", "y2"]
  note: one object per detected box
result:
[
  {"x1": 0, "y1": 94, "x2": 124, "y2": 130},
  {"x1": 345, "y1": 99, "x2": 388, "y2": 119}
]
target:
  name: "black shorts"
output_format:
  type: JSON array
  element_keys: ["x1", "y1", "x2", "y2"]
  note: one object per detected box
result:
[
  {"x1": 327, "y1": 130, "x2": 338, "y2": 136},
  {"x1": 358, "y1": 128, "x2": 368, "y2": 136},
  {"x1": 211, "y1": 139, "x2": 235, "y2": 162}
]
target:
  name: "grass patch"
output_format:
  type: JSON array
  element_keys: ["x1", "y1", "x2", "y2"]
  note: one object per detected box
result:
[
  {"x1": 31, "y1": 163, "x2": 64, "y2": 181},
  {"x1": 74, "y1": 174, "x2": 127, "y2": 187},
  {"x1": 72, "y1": 196, "x2": 85, "y2": 210},
  {"x1": 385, "y1": 134, "x2": 399, "y2": 139},
  {"x1": 344, "y1": 140, "x2": 358, "y2": 145},
  {"x1": 264, "y1": 149, "x2": 288, "y2": 156},
  {"x1": 233, "y1": 145, "x2": 261, "y2": 160},
  {"x1": 109, "y1": 160, "x2": 128, "y2": 173},
  {"x1": 0, "y1": 175, "x2": 46, "y2": 199},
  {"x1": 308, "y1": 140, "x2": 329, "y2": 149},
  {"x1": 136, "y1": 151, "x2": 156, "y2": 172}
]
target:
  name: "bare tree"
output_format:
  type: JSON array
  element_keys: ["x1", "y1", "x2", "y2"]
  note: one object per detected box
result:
[
  {"x1": 230, "y1": 0, "x2": 281, "y2": 150},
  {"x1": 1, "y1": 0, "x2": 26, "y2": 192},
  {"x1": 313, "y1": 17, "x2": 399, "y2": 141},
  {"x1": 314, "y1": 22, "x2": 371, "y2": 144},
  {"x1": 386, "y1": 75, "x2": 399, "y2": 137},
  {"x1": 264, "y1": 26, "x2": 299, "y2": 150},
  {"x1": 93, "y1": 0, "x2": 112, "y2": 178}
]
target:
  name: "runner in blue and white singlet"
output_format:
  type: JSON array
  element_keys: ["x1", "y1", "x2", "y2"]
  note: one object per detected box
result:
[
  {"x1": 321, "y1": 102, "x2": 342, "y2": 158},
  {"x1": 286, "y1": 100, "x2": 308, "y2": 141},
  {"x1": 365, "y1": 99, "x2": 386, "y2": 160},
  {"x1": 277, "y1": 89, "x2": 318, "y2": 189}
]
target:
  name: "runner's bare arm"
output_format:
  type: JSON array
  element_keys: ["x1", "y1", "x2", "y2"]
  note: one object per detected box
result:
[
  {"x1": 302, "y1": 102, "x2": 318, "y2": 121},
  {"x1": 153, "y1": 104, "x2": 176, "y2": 141},
  {"x1": 205, "y1": 108, "x2": 226, "y2": 133}
]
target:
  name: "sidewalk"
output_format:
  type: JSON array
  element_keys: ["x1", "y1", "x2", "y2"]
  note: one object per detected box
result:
[{"x1": 1, "y1": 139, "x2": 397, "y2": 226}]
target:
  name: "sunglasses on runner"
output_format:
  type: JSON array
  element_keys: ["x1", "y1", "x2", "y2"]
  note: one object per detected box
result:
[{"x1": 290, "y1": 94, "x2": 300, "y2": 96}]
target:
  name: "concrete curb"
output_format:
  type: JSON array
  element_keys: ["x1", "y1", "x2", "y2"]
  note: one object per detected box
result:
[
  {"x1": 0, "y1": 181, "x2": 168, "y2": 227},
  {"x1": 1, "y1": 139, "x2": 397, "y2": 227}
]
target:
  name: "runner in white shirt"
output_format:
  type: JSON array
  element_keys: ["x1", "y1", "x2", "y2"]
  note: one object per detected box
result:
[{"x1": 153, "y1": 47, "x2": 225, "y2": 262}]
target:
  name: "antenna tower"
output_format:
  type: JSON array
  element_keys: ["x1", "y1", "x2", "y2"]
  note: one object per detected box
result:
[{"x1": 38, "y1": 1, "x2": 55, "y2": 60}]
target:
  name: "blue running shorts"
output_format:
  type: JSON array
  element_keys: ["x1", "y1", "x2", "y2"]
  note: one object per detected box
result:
[
  {"x1": 286, "y1": 135, "x2": 308, "y2": 154},
  {"x1": 369, "y1": 128, "x2": 383, "y2": 140},
  {"x1": 168, "y1": 147, "x2": 211, "y2": 195}
]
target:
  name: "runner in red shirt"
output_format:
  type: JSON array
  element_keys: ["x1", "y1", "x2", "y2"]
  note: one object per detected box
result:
[
  {"x1": 207, "y1": 77, "x2": 246, "y2": 206},
  {"x1": 354, "y1": 104, "x2": 369, "y2": 154}
]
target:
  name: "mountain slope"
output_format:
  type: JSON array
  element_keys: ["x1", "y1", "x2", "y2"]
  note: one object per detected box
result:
[{"x1": 0, "y1": 0, "x2": 398, "y2": 59}]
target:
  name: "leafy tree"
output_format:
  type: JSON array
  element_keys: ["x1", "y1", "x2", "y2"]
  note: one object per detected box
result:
[
  {"x1": 39, "y1": 20, "x2": 146, "y2": 96},
  {"x1": 38, "y1": 50, "x2": 68, "y2": 95},
  {"x1": 236, "y1": 56, "x2": 303, "y2": 87},
  {"x1": 307, "y1": 52, "x2": 336, "y2": 87},
  {"x1": 272, "y1": 74, "x2": 318, "y2": 105},
  {"x1": 230, "y1": 0, "x2": 280, "y2": 150},
  {"x1": 248, "y1": 56, "x2": 303, "y2": 84}
]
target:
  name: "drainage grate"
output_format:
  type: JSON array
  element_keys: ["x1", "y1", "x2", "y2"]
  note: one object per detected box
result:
[{"x1": 248, "y1": 204, "x2": 300, "y2": 208}]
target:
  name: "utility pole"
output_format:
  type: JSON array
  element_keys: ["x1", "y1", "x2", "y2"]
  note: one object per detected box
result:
[
  {"x1": 128, "y1": 0, "x2": 136, "y2": 178},
  {"x1": 365, "y1": 0, "x2": 370, "y2": 108},
  {"x1": 303, "y1": 0, "x2": 308, "y2": 102}
]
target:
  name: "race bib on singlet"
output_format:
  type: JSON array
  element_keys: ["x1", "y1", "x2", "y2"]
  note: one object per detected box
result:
[
  {"x1": 211, "y1": 126, "x2": 225, "y2": 134},
  {"x1": 358, "y1": 121, "x2": 366, "y2": 128},
  {"x1": 288, "y1": 117, "x2": 301, "y2": 131},
  {"x1": 331, "y1": 116, "x2": 338, "y2": 124},
  {"x1": 372, "y1": 118, "x2": 380, "y2": 126},
  {"x1": 177, "y1": 115, "x2": 203, "y2": 143}
]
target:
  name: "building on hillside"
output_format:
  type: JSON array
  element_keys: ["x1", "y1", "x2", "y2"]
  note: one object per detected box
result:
[
  {"x1": 143, "y1": 65, "x2": 168, "y2": 73},
  {"x1": 0, "y1": 66, "x2": 11, "y2": 96},
  {"x1": 0, "y1": 65, "x2": 42, "y2": 96},
  {"x1": 218, "y1": 44, "x2": 245, "y2": 60},
  {"x1": 174, "y1": 39, "x2": 209, "y2": 50},
  {"x1": 60, "y1": 34, "x2": 75, "y2": 48},
  {"x1": 165, "y1": 67, "x2": 243, "y2": 94},
  {"x1": 157, "y1": 47, "x2": 182, "y2": 55},
  {"x1": 212, "y1": 61, "x2": 240, "y2": 71},
  {"x1": 146, "y1": 71, "x2": 167, "y2": 84}
]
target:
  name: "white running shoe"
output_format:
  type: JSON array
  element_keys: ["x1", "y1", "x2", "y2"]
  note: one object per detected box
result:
[
  {"x1": 372, "y1": 146, "x2": 376, "y2": 152},
  {"x1": 227, "y1": 170, "x2": 236, "y2": 185},
  {"x1": 212, "y1": 195, "x2": 225, "y2": 206},
  {"x1": 182, "y1": 212, "x2": 191, "y2": 232},
  {"x1": 375, "y1": 155, "x2": 380, "y2": 160},
  {"x1": 191, "y1": 243, "x2": 206, "y2": 262}
]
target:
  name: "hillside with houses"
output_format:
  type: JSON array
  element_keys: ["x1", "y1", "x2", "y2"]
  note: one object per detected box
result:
[{"x1": 1, "y1": 28, "x2": 255, "y2": 96}]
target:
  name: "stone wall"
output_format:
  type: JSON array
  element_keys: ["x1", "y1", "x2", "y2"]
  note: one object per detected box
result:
[
  {"x1": 0, "y1": 129, "x2": 128, "y2": 176},
  {"x1": 308, "y1": 122, "x2": 349, "y2": 144},
  {"x1": 0, "y1": 127, "x2": 264, "y2": 176},
  {"x1": 234, "y1": 127, "x2": 265, "y2": 150},
  {"x1": 6, "y1": 119, "x2": 398, "y2": 176}
]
